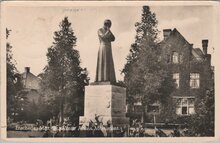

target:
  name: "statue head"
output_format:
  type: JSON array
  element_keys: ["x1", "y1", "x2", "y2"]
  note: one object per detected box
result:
[{"x1": 104, "y1": 19, "x2": 112, "y2": 29}]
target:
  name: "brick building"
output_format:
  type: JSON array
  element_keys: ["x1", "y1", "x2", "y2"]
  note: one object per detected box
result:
[
  {"x1": 21, "y1": 67, "x2": 41, "y2": 103},
  {"x1": 127, "y1": 28, "x2": 214, "y2": 124},
  {"x1": 21, "y1": 67, "x2": 41, "y2": 90}
]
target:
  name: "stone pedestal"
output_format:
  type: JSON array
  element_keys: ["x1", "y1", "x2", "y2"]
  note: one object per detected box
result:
[{"x1": 80, "y1": 83, "x2": 129, "y2": 127}]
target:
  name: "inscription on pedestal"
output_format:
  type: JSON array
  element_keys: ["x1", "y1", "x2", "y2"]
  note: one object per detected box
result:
[{"x1": 80, "y1": 84, "x2": 129, "y2": 126}]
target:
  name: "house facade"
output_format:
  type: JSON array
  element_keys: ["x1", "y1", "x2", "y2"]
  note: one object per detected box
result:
[
  {"x1": 21, "y1": 67, "x2": 41, "y2": 90},
  {"x1": 21, "y1": 67, "x2": 41, "y2": 103},
  {"x1": 127, "y1": 28, "x2": 214, "y2": 124}
]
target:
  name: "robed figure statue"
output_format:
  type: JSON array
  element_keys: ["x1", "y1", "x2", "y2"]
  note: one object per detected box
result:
[{"x1": 95, "y1": 19, "x2": 116, "y2": 84}]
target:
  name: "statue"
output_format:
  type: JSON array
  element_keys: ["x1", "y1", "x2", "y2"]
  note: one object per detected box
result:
[
  {"x1": 79, "y1": 20, "x2": 129, "y2": 130},
  {"x1": 95, "y1": 19, "x2": 116, "y2": 84}
]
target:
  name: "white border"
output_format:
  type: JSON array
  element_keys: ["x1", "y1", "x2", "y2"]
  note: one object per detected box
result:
[{"x1": 1, "y1": 1, "x2": 220, "y2": 142}]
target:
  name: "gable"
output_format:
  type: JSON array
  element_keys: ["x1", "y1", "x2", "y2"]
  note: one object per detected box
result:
[
  {"x1": 161, "y1": 28, "x2": 205, "y2": 62},
  {"x1": 21, "y1": 72, "x2": 41, "y2": 90}
]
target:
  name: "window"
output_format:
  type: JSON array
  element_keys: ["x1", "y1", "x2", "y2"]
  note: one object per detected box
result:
[
  {"x1": 147, "y1": 105, "x2": 160, "y2": 113},
  {"x1": 190, "y1": 73, "x2": 200, "y2": 88},
  {"x1": 172, "y1": 52, "x2": 179, "y2": 63},
  {"x1": 132, "y1": 101, "x2": 143, "y2": 113},
  {"x1": 147, "y1": 101, "x2": 160, "y2": 113},
  {"x1": 175, "y1": 98, "x2": 195, "y2": 115},
  {"x1": 173, "y1": 73, "x2": 180, "y2": 88}
]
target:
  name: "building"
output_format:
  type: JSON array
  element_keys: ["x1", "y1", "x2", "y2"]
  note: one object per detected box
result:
[
  {"x1": 21, "y1": 67, "x2": 41, "y2": 103},
  {"x1": 21, "y1": 67, "x2": 41, "y2": 90},
  {"x1": 127, "y1": 28, "x2": 214, "y2": 124}
]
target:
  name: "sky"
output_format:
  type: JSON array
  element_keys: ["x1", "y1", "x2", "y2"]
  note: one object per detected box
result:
[{"x1": 4, "y1": 4, "x2": 215, "y2": 82}]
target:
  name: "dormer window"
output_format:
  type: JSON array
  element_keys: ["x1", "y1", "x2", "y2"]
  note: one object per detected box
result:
[{"x1": 172, "y1": 51, "x2": 179, "y2": 63}]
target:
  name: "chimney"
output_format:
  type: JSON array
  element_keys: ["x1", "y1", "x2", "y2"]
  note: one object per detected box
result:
[
  {"x1": 163, "y1": 29, "x2": 172, "y2": 40},
  {"x1": 202, "y1": 39, "x2": 208, "y2": 55},
  {"x1": 25, "y1": 67, "x2": 30, "y2": 73}
]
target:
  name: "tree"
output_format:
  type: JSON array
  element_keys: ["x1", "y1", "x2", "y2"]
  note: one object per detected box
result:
[
  {"x1": 187, "y1": 89, "x2": 214, "y2": 136},
  {"x1": 122, "y1": 6, "x2": 175, "y2": 123},
  {"x1": 6, "y1": 28, "x2": 28, "y2": 122},
  {"x1": 6, "y1": 28, "x2": 16, "y2": 120},
  {"x1": 41, "y1": 17, "x2": 89, "y2": 125}
]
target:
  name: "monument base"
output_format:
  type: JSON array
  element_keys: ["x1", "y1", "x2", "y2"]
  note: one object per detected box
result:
[
  {"x1": 79, "y1": 83, "x2": 129, "y2": 128},
  {"x1": 80, "y1": 116, "x2": 129, "y2": 127}
]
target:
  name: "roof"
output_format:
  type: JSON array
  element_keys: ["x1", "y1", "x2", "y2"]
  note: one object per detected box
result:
[
  {"x1": 161, "y1": 28, "x2": 205, "y2": 61},
  {"x1": 21, "y1": 72, "x2": 41, "y2": 79},
  {"x1": 191, "y1": 48, "x2": 204, "y2": 61},
  {"x1": 194, "y1": 48, "x2": 204, "y2": 56}
]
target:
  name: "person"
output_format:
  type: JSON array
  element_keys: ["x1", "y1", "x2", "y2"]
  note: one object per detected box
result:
[{"x1": 95, "y1": 19, "x2": 116, "y2": 84}]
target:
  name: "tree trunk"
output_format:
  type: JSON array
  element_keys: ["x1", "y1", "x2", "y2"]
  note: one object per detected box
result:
[
  {"x1": 59, "y1": 96, "x2": 64, "y2": 126},
  {"x1": 13, "y1": 97, "x2": 16, "y2": 122},
  {"x1": 141, "y1": 103, "x2": 146, "y2": 124}
]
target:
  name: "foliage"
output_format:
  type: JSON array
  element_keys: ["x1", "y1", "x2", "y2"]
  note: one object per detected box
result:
[
  {"x1": 12, "y1": 90, "x2": 29, "y2": 121},
  {"x1": 187, "y1": 89, "x2": 214, "y2": 136},
  {"x1": 6, "y1": 28, "x2": 16, "y2": 118},
  {"x1": 40, "y1": 17, "x2": 89, "y2": 124},
  {"x1": 122, "y1": 6, "x2": 175, "y2": 122},
  {"x1": 6, "y1": 28, "x2": 28, "y2": 122},
  {"x1": 20, "y1": 94, "x2": 51, "y2": 123}
]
